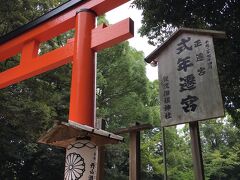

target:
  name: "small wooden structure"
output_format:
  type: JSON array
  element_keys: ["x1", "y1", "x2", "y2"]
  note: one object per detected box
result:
[
  {"x1": 38, "y1": 121, "x2": 123, "y2": 148},
  {"x1": 145, "y1": 28, "x2": 226, "y2": 180},
  {"x1": 38, "y1": 120, "x2": 122, "y2": 180},
  {"x1": 116, "y1": 122, "x2": 153, "y2": 180}
]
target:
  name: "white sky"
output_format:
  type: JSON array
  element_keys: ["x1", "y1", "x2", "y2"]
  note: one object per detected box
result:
[{"x1": 106, "y1": 1, "x2": 158, "y2": 81}]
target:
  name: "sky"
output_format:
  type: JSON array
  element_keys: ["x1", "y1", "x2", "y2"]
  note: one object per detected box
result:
[{"x1": 106, "y1": 1, "x2": 158, "y2": 81}]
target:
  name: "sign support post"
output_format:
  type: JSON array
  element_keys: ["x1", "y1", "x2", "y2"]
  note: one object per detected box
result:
[
  {"x1": 161, "y1": 127, "x2": 168, "y2": 180},
  {"x1": 189, "y1": 121, "x2": 205, "y2": 180}
]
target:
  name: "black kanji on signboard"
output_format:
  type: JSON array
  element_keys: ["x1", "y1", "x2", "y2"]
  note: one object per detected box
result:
[
  {"x1": 176, "y1": 37, "x2": 192, "y2": 54},
  {"x1": 194, "y1": 39, "x2": 202, "y2": 47},
  {"x1": 196, "y1": 53, "x2": 204, "y2": 62},
  {"x1": 177, "y1": 56, "x2": 193, "y2": 72},
  {"x1": 198, "y1": 67, "x2": 206, "y2": 76},
  {"x1": 181, "y1": 95, "x2": 199, "y2": 113},
  {"x1": 179, "y1": 74, "x2": 196, "y2": 92}
]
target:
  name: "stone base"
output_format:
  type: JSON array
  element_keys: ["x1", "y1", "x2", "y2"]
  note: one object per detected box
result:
[{"x1": 38, "y1": 121, "x2": 123, "y2": 148}]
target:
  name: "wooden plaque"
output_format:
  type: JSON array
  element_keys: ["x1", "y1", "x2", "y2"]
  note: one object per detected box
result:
[{"x1": 157, "y1": 33, "x2": 224, "y2": 126}]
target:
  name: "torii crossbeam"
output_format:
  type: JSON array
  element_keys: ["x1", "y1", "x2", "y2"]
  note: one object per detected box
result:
[{"x1": 0, "y1": 0, "x2": 134, "y2": 179}]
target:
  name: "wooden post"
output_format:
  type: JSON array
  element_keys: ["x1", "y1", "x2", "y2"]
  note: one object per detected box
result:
[
  {"x1": 96, "y1": 119, "x2": 106, "y2": 180},
  {"x1": 96, "y1": 145, "x2": 105, "y2": 180},
  {"x1": 129, "y1": 127, "x2": 141, "y2": 180},
  {"x1": 116, "y1": 123, "x2": 153, "y2": 180},
  {"x1": 189, "y1": 122, "x2": 205, "y2": 180},
  {"x1": 162, "y1": 127, "x2": 168, "y2": 180}
]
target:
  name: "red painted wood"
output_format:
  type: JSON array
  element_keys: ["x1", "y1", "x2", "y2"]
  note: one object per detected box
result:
[
  {"x1": 69, "y1": 11, "x2": 95, "y2": 126},
  {"x1": 0, "y1": 0, "x2": 129, "y2": 62},
  {"x1": 0, "y1": 0, "x2": 134, "y2": 128},
  {"x1": 0, "y1": 41, "x2": 73, "y2": 89},
  {"x1": 21, "y1": 40, "x2": 39, "y2": 65},
  {"x1": 92, "y1": 18, "x2": 134, "y2": 51},
  {"x1": 0, "y1": 18, "x2": 134, "y2": 89}
]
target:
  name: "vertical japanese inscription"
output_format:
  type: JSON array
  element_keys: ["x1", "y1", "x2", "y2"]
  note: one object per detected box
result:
[
  {"x1": 205, "y1": 40, "x2": 213, "y2": 69},
  {"x1": 161, "y1": 76, "x2": 172, "y2": 120},
  {"x1": 176, "y1": 37, "x2": 199, "y2": 113},
  {"x1": 88, "y1": 151, "x2": 96, "y2": 180},
  {"x1": 159, "y1": 32, "x2": 224, "y2": 127}
]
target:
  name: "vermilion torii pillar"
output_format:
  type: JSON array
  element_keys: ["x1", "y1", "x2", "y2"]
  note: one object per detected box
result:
[
  {"x1": 0, "y1": 0, "x2": 134, "y2": 179},
  {"x1": 69, "y1": 9, "x2": 96, "y2": 127}
]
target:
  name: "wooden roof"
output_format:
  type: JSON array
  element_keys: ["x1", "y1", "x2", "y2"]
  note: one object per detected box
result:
[
  {"x1": 38, "y1": 121, "x2": 123, "y2": 148},
  {"x1": 115, "y1": 123, "x2": 153, "y2": 134},
  {"x1": 145, "y1": 28, "x2": 226, "y2": 63}
]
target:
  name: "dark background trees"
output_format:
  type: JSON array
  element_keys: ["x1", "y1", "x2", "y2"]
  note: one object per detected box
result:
[
  {"x1": 1, "y1": 0, "x2": 240, "y2": 179},
  {"x1": 133, "y1": 0, "x2": 240, "y2": 125},
  {"x1": 132, "y1": 0, "x2": 240, "y2": 179},
  {"x1": 0, "y1": 0, "x2": 158, "y2": 179},
  {"x1": 0, "y1": 1, "x2": 68, "y2": 179}
]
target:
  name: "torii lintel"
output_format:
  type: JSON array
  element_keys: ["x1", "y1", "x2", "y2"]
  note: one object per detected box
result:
[
  {"x1": 0, "y1": 17, "x2": 133, "y2": 89},
  {"x1": 0, "y1": 0, "x2": 133, "y2": 88}
]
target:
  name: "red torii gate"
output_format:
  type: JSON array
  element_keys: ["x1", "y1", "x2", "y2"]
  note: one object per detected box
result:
[
  {"x1": 0, "y1": 0, "x2": 134, "y2": 179},
  {"x1": 0, "y1": 0, "x2": 133, "y2": 126}
]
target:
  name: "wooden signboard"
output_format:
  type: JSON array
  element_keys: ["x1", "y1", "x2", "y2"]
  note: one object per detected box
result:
[
  {"x1": 147, "y1": 29, "x2": 225, "y2": 127},
  {"x1": 145, "y1": 28, "x2": 226, "y2": 180}
]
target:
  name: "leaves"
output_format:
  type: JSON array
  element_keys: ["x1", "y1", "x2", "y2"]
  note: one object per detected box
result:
[
  {"x1": 133, "y1": 0, "x2": 240, "y2": 125},
  {"x1": 2, "y1": 0, "x2": 240, "y2": 179},
  {"x1": 96, "y1": 42, "x2": 153, "y2": 129},
  {"x1": 0, "y1": 1, "x2": 159, "y2": 179}
]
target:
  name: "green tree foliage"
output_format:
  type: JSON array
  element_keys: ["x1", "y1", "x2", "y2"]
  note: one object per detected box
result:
[
  {"x1": 175, "y1": 117, "x2": 240, "y2": 180},
  {"x1": 140, "y1": 117, "x2": 240, "y2": 180},
  {"x1": 140, "y1": 126, "x2": 194, "y2": 180},
  {"x1": 132, "y1": 0, "x2": 240, "y2": 125},
  {"x1": 141, "y1": 129, "x2": 164, "y2": 179},
  {"x1": 0, "y1": 0, "x2": 72, "y2": 179},
  {"x1": 0, "y1": 1, "x2": 161, "y2": 179},
  {"x1": 201, "y1": 118, "x2": 240, "y2": 179},
  {"x1": 130, "y1": 1, "x2": 240, "y2": 178},
  {"x1": 164, "y1": 127, "x2": 193, "y2": 180},
  {"x1": 0, "y1": 0, "x2": 60, "y2": 36},
  {"x1": 97, "y1": 42, "x2": 158, "y2": 129},
  {"x1": 96, "y1": 41, "x2": 162, "y2": 179}
]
